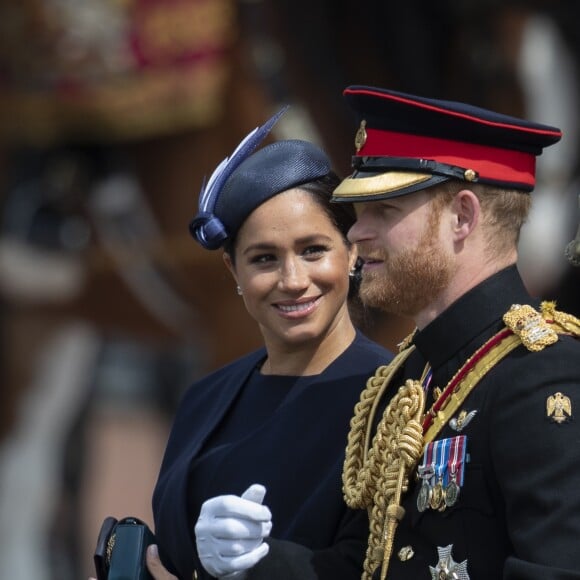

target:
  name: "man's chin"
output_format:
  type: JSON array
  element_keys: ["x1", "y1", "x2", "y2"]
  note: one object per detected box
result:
[
  {"x1": 359, "y1": 278, "x2": 395, "y2": 312},
  {"x1": 358, "y1": 273, "x2": 432, "y2": 318}
]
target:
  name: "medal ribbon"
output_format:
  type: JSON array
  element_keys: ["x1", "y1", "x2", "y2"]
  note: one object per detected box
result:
[
  {"x1": 418, "y1": 438, "x2": 435, "y2": 481},
  {"x1": 422, "y1": 366, "x2": 433, "y2": 394},
  {"x1": 432, "y1": 438, "x2": 449, "y2": 485},
  {"x1": 447, "y1": 435, "x2": 467, "y2": 486}
]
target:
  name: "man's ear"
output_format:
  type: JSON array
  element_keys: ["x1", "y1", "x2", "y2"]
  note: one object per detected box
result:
[{"x1": 452, "y1": 189, "x2": 480, "y2": 242}]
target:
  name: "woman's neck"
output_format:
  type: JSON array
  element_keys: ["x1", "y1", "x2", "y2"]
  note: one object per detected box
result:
[{"x1": 262, "y1": 318, "x2": 356, "y2": 376}]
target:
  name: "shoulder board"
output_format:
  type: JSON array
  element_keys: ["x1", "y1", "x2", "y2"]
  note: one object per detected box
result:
[{"x1": 502, "y1": 302, "x2": 580, "y2": 352}]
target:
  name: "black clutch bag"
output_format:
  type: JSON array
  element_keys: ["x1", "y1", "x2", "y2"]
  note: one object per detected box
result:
[{"x1": 94, "y1": 516, "x2": 156, "y2": 580}]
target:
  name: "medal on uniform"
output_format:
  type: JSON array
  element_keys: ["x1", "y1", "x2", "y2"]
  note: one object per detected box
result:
[
  {"x1": 430, "y1": 479, "x2": 444, "y2": 511},
  {"x1": 419, "y1": 436, "x2": 468, "y2": 512},
  {"x1": 429, "y1": 438, "x2": 449, "y2": 511},
  {"x1": 416, "y1": 366, "x2": 436, "y2": 512},
  {"x1": 417, "y1": 444, "x2": 435, "y2": 512},
  {"x1": 417, "y1": 476, "x2": 433, "y2": 512},
  {"x1": 445, "y1": 476, "x2": 460, "y2": 507},
  {"x1": 429, "y1": 544, "x2": 470, "y2": 579},
  {"x1": 444, "y1": 435, "x2": 467, "y2": 508}
]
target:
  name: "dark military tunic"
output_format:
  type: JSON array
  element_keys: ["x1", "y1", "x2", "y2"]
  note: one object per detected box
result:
[
  {"x1": 152, "y1": 331, "x2": 392, "y2": 580},
  {"x1": 381, "y1": 266, "x2": 580, "y2": 579}
]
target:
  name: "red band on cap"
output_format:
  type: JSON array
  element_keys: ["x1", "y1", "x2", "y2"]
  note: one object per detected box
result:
[{"x1": 359, "y1": 129, "x2": 536, "y2": 187}]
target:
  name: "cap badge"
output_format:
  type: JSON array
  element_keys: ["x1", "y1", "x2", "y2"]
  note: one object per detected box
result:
[
  {"x1": 354, "y1": 120, "x2": 367, "y2": 152},
  {"x1": 429, "y1": 544, "x2": 470, "y2": 580},
  {"x1": 547, "y1": 392, "x2": 572, "y2": 424}
]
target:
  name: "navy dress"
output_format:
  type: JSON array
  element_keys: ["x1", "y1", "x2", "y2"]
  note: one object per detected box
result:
[{"x1": 153, "y1": 331, "x2": 392, "y2": 579}]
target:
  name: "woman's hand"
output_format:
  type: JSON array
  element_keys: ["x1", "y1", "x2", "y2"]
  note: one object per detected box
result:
[
  {"x1": 195, "y1": 484, "x2": 271, "y2": 578},
  {"x1": 88, "y1": 545, "x2": 177, "y2": 580},
  {"x1": 145, "y1": 544, "x2": 178, "y2": 579}
]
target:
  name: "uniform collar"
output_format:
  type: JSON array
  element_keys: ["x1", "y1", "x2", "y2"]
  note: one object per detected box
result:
[{"x1": 413, "y1": 265, "x2": 533, "y2": 370}]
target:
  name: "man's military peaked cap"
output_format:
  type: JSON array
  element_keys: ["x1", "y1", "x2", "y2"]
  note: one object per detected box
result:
[{"x1": 332, "y1": 85, "x2": 563, "y2": 202}]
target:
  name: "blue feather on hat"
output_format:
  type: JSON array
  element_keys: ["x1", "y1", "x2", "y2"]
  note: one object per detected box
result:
[{"x1": 190, "y1": 106, "x2": 289, "y2": 249}]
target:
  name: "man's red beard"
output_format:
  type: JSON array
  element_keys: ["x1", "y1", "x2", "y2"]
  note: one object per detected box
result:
[{"x1": 358, "y1": 228, "x2": 454, "y2": 318}]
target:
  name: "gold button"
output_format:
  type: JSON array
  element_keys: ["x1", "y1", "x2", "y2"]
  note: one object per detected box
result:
[
  {"x1": 464, "y1": 168, "x2": 478, "y2": 182},
  {"x1": 398, "y1": 545, "x2": 415, "y2": 561},
  {"x1": 193, "y1": 570, "x2": 198, "y2": 580}
]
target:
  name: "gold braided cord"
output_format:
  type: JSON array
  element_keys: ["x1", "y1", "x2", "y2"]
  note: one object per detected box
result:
[
  {"x1": 343, "y1": 363, "x2": 425, "y2": 579},
  {"x1": 343, "y1": 303, "x2": 579, "y2": 580},
  {"x1": 422, "y1": 333, "x2": 521, "y2": 444},
  {"x1": 541, "y1": 301, "x2": 580, "y2": 336},
  {"x1": 343, "y1": 346, "x2": 416, "y2": 510},
  {"x1": 376, "y1": 381, "x2": 425, "y2": 580}
]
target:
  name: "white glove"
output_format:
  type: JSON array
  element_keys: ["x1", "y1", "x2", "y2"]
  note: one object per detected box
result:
[{"x1": 195, "y1": 484, "x2": 272, "y2": 579}]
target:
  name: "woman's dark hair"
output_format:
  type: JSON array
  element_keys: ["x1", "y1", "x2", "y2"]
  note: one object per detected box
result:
[
  {"x1": 298, "y1": 171, "x2": 356, "y2": 240},
  {"x1": 223, "y1": 171, "x2": 355, "y2": 259}
]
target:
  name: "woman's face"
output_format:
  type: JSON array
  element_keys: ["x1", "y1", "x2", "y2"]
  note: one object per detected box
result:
[{"x1": 224, "y1": 189, "x2": 357, "y2": 349}]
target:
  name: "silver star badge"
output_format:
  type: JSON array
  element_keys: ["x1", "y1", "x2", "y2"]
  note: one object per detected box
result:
[{"x1": 429, "y1": 544, "x2": 470, "y2": 579}]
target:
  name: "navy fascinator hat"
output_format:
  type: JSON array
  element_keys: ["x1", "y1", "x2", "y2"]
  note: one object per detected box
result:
[{"x1": 189, "y1": 108, "x2": 331, "y2": 250}]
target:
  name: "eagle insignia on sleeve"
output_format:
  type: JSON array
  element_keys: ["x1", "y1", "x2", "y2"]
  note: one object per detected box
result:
[{"x1": 546, "y1": 392, "x2": 572, "y2": 424}]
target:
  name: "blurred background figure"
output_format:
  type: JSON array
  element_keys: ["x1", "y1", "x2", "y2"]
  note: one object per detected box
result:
[
  {"x1": 0, "y1": 1, "x2": 578, "y2": 580},
  {"x1": 0, "y1": 1, "x2": 245, "y2": 579}
]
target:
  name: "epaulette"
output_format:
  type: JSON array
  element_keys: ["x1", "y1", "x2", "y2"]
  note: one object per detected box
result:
[
  {"x1": 424, "y1": 302, "x2": 579, "y2": 442},
  {"x1": 502, "y1": 301, "x2": 580, "y2": 351}
]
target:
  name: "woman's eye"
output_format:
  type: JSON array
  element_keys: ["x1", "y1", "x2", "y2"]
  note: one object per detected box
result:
[
  {"x1": 250, "y1": 254, "x2": 275, "y2": 264},
  {"x1": 303, "y1": 245, "x2": 328, "y2": 257}
]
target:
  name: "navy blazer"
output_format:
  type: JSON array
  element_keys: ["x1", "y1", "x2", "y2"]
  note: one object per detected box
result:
[{"x1": 153, "y1": 331, "x2": 392, "y2": 579}]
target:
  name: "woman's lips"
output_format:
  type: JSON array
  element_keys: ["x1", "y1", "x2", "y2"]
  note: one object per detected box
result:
[{"x1": 274, "y1": 296, "x2": 321, "y2": 317}]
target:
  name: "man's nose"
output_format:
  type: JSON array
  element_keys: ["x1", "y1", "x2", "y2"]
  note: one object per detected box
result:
[{"x1": 348, "y1": 215, "x2": 373, "y2": 245}]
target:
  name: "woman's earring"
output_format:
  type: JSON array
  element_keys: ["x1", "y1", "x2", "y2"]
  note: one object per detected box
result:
[
  {"x1": 350, "y1": 257, "x2": 363, "y2": 278},
  {"x1": 236, "y1": 285, "x2": 243, "y2": 295}
]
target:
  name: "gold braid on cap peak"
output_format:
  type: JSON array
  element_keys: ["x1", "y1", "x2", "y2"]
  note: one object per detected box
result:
[{"x1": 342, "y1": 343, "x2": 425, "y2": 580}]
